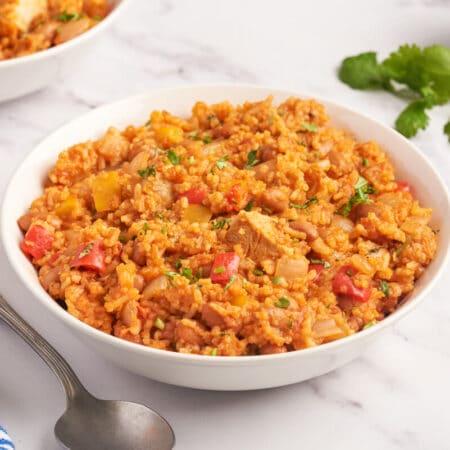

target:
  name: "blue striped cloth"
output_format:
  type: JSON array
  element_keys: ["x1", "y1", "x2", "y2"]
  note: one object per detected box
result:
[{"x1": 0, "y1": 426, "x2": 14, "y2": 450}]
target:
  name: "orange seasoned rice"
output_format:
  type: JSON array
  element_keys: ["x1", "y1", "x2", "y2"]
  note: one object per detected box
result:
[
  {"x1": 18, "y1": 96, "x2": 438, "y2": 356},
  {"x1": 0, "y1": 0, "x2": 108, "y2": 61}
]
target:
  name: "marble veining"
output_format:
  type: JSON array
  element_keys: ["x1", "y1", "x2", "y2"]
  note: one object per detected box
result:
[{"x1": 0, "y1": 1, "x2": 449, "y2": 449}]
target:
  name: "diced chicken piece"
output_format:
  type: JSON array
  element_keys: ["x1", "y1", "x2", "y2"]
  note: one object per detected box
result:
[
  {"x1": 53, "y1": 16, "x2": 92, "y2": 45},
  {"x1": 225, "y1": 211, "x2": 284, "y2": 262},
  {"x1": 0, "y1": 0, "x2": 48, "y2": 37},
  {"x1": 252, "y1": 159, "x2": 276, "y2": 182},
  {"x1": 83, "y1": 0, "x2": 108, "y2": 18},
  {"x1": 201, "y1": 302, "x2": 240, "y2": 332}
]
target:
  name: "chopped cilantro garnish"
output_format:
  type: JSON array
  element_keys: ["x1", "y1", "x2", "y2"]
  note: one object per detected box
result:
[
  {"x1": 261, "y1": 205, "x2": 273, "y2": 214},
  {"x1": 338, "y1": 176, "x2": 377, "y2": 216},
  {"x1": 210, "y1": 348, "x2": 218, "y2": 356},
  {"x1": 174, "y1": 258, "x2": 182, "y2": 269},
  {"x1": 275, "y1": 297, "x2": 290, "y2": 308},
  {"x1": 142, "y1": 222, "x2": 150, "y2": 232},
  {"x1": 78, "y1": 243, "x2": 93, "y2": 258},
  {"x1": 310, "y1": 259, "x2": 332, "y2": 269},
  {"x1": 245, "y1": 149, "x2": 259, "y2": 168},
  {"x1": 164, "y1": 271, "x2": 177, "y2": 284},
  {"x1": 118, "y1": 235, "x2": 126, "y2": 244},
  {"x1": 137, "y1": 165, "x2": 156, "y2": 178},
  {"x1": 203, "y1": 136, "x2": 213, "y2": 144},
  {"x1": 289, "y1": 197, "x2": 318, "y2": 210},
  {"x1": 272, "y1": 277, "x2": 282, "y2": 284},
  {"x1": 288, "y1": 319, "x2": 294, "y2": 329},
  {"x1": 244, "y1": 199, "x2": 254, "y2": 211},
  {"x1": 224, "y1": 275, "x2": 236, "y2": 290},
  {"x1": 362, "y1": 157, "x2": 369, "y2": 167},
  {"x1": 56, "y1": 11, "x2": 80, "y2": 22},
  {"x1": 167, "y1": 150, "x2": 180, "y2": 165},
  {"x1": 300, "y1": 123, "x2": 318, "y2": 132},
  {"x1": 154, "y1": 212, "x2": 166, "y2": 220},
  {"x1": 181, "y1": 267, "x2": 193, "y2": 281},
  {"x1": 212, "y1": 218, "x2": 231, "y2": 230},
  {"x1": 252, "y1": 269, "x2": 264, "y2": 276},
  {"x1": 393, "y1": 238, "x2": 411, "y2": 259},
  {"x1": 154, "y1": 317, "x2": 165, "y2": 330},
  {"x1": 213, "y1": 266, "x2": 225, "y2": 274},
  {"x1": 444, "y1": 120, "x2": 450, "y2": 142},
  {"x1": 145, "y1": 119, "x2": 151, "y2": 127},
  {"x1": 216, "y1": 156, "x2": 229, "y2": 170},
  {"x1": 380, "y1": 280, "x2": 390, "y2": 297}
]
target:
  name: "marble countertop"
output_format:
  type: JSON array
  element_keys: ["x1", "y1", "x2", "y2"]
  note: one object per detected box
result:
[{"x1": 1, "y1": 1, "x2": 449, "y2": 449}]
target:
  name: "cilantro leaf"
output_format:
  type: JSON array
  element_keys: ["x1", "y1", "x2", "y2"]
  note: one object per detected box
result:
[
  {"x1": 338, "y1": 52, "x2": 387, "y2": 89},
  {"x1": 395, "y1": 101, "x2": 429, "y2": 138},
  {"x1": 245, "y1": 150, "x2": 259, "y2": 168},
  {"x1": 444, "y1": 120, "x2": 450, "y2": 142}
]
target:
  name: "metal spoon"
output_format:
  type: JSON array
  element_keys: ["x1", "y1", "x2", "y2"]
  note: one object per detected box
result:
[{"x1": 0, "y1": 295, "x2": 175, "y2": 450}]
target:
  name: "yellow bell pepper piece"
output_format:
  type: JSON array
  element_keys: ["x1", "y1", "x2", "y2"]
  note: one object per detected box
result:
[
  {"x1": 231, "y1": 293, "x2": 248, "y2": 307},
  {"x1": 155, "y1": 125, "x2": 184, "y2": 146},
  {"x1": 56, "y1": 195, "x2": 80, "y2": 218},
  {"x1": 182, "y1": 205, "x2": 212, "y2": 223},
  {"x1": 92, "y1": 171, "x2": 121, "y2": 212}
]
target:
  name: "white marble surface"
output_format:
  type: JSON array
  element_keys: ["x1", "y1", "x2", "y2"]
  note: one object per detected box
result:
[{"x1": 1, "y1": 0, "x2": 449, "y2": 449}]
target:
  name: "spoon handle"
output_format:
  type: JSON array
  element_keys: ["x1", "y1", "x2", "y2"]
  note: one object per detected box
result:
[{"x1": 0, "y1": 294, "x2": 86, "y2": 402}]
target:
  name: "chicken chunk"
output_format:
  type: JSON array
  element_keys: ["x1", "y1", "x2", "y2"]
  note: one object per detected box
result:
[
  {"x1": 0, "y1": 0, "x2": 48, "y2": 39},
  {"x1": 225, "y1": 211, "x2": 284, "y2": 262}
]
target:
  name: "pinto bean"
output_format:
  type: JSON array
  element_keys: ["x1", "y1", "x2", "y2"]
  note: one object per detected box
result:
[
  {"x1": 260, "y1": 145, "x2": 277, "y2": 162},
  {"x1": 132, "y1": 241, "x2": 146, "y2": 266},
  {"x1": 260, "y1": 188, "x2": 289, "y2": 213},
  {"x1": 133, "y1": 274, "x2": 145, "y2": 292},
  {"x1": 175, "y1": 320, "x2": 204, "y2": 346},
  {"x1": 201, "y1": 303, "x2": 226, "y2": 329},
  {"x1": 289, "y1": 221, "x2": 318, "y2": 240},
  {"x1": 17, "y1": 213, "x2": 32, "y2": 232}
]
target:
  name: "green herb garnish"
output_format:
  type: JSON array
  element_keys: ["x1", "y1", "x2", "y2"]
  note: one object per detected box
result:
[
  {"x1": 338, "y1": 44, "x2": 450, "y2": 139},
  {"x1": 362, "y1": 157, "x2": 369, "y2": 167},
  {"x1": 244, "y1": 199, "x2": 254, "y2": 211},
  {"x1": 118, "y1": 235, "x2": 126, "y2": 244},
  {"x1": 203, "y1": 136, "x2": 213, "y2": 144},
  {"x1": 380, "y1": 280, "x2": 390, "y2": 297},
  {"x1": 216, "y1": 156, "x2": 229, "y2": 170},
  {"x1": 181, "y1": 267, "x2": 193, "y2": 281},
  {"x1": 363, "y1": 320, "x2": 378, "y2": 330},
  {"x1": 245, "y1": 149, "x2": 259, "y2": 168},
  {"x1": 252, "y1": 269, "x2": 264, "y2": 276},
  {"x1": 310, "y1": 259, "x2": 332, "y2": 269},
  {"x1": 167, "y1": 150, "x2": 180, "y2": 165},
  {"x1": 210, "y1": 348, "x2": 218, "y2": 356},
  {"x1": 289, "y1": 197, "x2": 318, "y2": 210},
  {"x1": 56, "y1": 11, "x2": 80, "y2": 22},
  {"x1": 137, "y1": 165, "x2": 156, "y2": 178},
  {"x1": 275, "y1": 297, "x2": 290, "y2": 308},
  {"x1": 155, "y1": 317, "x2": 165, "y2": 330},
  {"x1": 164, "y1": 271, "x2": 178, "y2": 284},
  {"x1": 78, "y1": 243, "x2": 93, "y2": 258},
  {"x1": 213, "y1": 266, "x2": 225, "y2": 274},
  {"x1": 300, "y1": 123, "x2": 318, "y2": 133},
  {"x1": 224, "y1": 274, "x2": 236, "y2": 290},
  {"x1": 212, "y1": 218, "x2": 231, "y2": 230},
  {"x1": 338, "y1": 176, "x2": 377, "y2": 216},
  {"x1": 272, "y1": 277, "x2": 282, "y2": 284},
  {"x1": 261, "y1": 205, "x2": 273, "y2": 214},
  {"x1": 145, "y1": 119, "x2": 151, "y2": 127}
]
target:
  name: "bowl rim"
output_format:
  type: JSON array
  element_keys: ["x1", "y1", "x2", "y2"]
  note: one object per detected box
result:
[
  {"x1": 2, "y1": 83, "x2": 449, "y2": 365},
  {"x1": 0, "y1": 0, "x2": 131, "y2": 68}
]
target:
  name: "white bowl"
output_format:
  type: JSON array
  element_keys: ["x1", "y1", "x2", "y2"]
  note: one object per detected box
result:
[
  {"x1": 0, "y1": 0, "x2": 130, "y2": 102},
  {"x1": 2, "y1": 85, "x2": 449, "y2": 390}
]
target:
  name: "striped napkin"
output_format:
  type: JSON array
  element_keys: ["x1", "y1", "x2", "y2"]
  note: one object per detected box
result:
[{"x1": 0, "y1": 426, "x2": 14, "y2": 450}]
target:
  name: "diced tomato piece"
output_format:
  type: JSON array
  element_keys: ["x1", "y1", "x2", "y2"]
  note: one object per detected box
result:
[
  {"x1": 72, "y1": 241, "x2": 106, "y2": 273},
  {"x1": 20, "y1": 225, "x2": 54, "y2": 259},
  {"x1": 179, "y1": 187, "x2": 207, "y2": 205},
  {"x1": 332, "y1": 265, "x2": 371, "y2": 303},
  {"x1": 210, "y1": 253, "x2": 240, "y2": 286},
  {"x1": 395, "y1": 181, "x2": 411, "y2": 193},
  {"x1": 309, "y1": 264, "x2": 324, "y2": 282}
]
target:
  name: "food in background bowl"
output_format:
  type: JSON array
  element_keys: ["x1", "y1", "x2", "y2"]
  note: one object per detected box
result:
[
  {"x1": 17, "y1": 96, "x2": 438, "y2": 357},
  {"x1": 0, "y1": 0, "x2": 109, "y2": 60}
]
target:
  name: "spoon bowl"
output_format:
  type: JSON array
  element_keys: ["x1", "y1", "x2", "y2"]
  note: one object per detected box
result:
[{"x1": 55, "y1": 392, "x2": 175, "y2": 450}]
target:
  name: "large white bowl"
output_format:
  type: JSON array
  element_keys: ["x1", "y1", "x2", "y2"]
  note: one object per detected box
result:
[
  {"x1": 2, "y1": 85, "x2": 449, "y2": 390},
  {"x1": 0, "y1": 0, "x2": 130, "y2": 102}
]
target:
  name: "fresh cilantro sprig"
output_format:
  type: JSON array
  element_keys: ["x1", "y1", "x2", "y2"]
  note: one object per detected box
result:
[
  {"x1": 338, "y1": 176, "x2": 377, "y2": 216},
  {"x1": 338, "y1": 44, "x2": 450, "y2": 140}
]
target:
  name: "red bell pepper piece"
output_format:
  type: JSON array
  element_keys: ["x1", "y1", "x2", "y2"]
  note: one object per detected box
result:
[
  {"x1": 332, "y1": 265, "x2": 371, "y2": 303},
  {"x1": 20, "y1": 225, "x2": 54, "y2": 259},
  {"x1": 395, "y1": 181, "x2": 411, "y2": 193},
  {"x1": 309, "y1": 264, "x2": 324, "y2": 282},
  {"x1": 179, "y1": 187, "x2": 207, "y2": 205},
  {"x1": 210, "y1": 252, "x2": 240, "y2": 286},
  {"x1": 72, "y1": 241, "x2": 106, "y2": 273}
]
